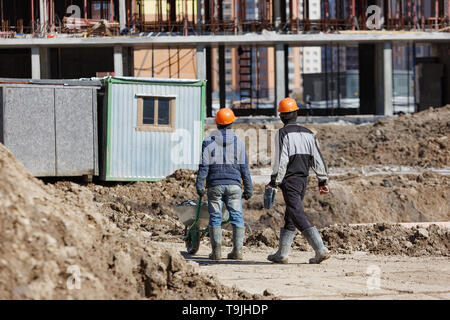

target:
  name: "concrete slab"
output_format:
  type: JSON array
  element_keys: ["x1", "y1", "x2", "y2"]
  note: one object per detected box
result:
[{"x1": 1, "y1": 32, "x2": 450, "y2": 49}]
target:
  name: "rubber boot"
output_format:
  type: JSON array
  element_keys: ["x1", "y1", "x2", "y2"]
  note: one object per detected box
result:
[
  {"x1": 267, "y1": 228, "x2": 295, "y2": 264},
  {"x1": 301, "y1": 226, "x2": 330, "y2": 264},
  {"x1": 227, "y1": 225, "x2": 245, "y2": 260},
  {"x1": 209, "y1": 226, "x2": 222, "y2": 260}
]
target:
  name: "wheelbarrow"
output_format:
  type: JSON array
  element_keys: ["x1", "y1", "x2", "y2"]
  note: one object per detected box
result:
[{"x1": 174, "y1": 196, "x2": 230, "y2": 254}]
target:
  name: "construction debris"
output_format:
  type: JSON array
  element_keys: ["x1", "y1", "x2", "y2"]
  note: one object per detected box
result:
[{"x1": 62, "y1": 17, "x2": 119, "y2": 37}]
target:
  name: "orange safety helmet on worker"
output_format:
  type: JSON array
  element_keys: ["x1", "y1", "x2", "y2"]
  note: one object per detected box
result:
[
  {"x1": 278, "y1": 97, "x2": 299, "y2": 113},
  {"x1": 215, "y1": 107, "x2": 237, "y2": 125}
]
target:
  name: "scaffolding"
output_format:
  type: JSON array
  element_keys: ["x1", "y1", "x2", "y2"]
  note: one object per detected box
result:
[
  {"x1": 1, "y1": 1, "x2": 450, "y2": 37},
  {"x1": 135, "y1": 0, "x2": 450, "y2": 34},
  {"x1": 0, "y1": 0, "x2": 120, "y2": 37}
]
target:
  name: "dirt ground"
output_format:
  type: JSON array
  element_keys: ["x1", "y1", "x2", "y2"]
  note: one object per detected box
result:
[
  {"x1": 75, "y1": 170, "x2": 449, "y2": 258},
  {"x1": 1, "y1": 106, "x2": 449, "y2": 300},
  {"x1": 163, "y1": 242, "x2": 450, "y2": 300},
  {"x1": 246, "y1": 172, "x2": 450, "y2": 229},
  {"x1": 246, "y1": 223, "x2": 449, "y2": 257}
]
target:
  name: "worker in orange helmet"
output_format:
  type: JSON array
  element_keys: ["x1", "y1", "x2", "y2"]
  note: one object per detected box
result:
[
  {"x1": 196, "y1": 108, "x2": 253, "y2": 261},
  {"x1": 267, "y1": 97, "x2": 331, "y2": 264}
]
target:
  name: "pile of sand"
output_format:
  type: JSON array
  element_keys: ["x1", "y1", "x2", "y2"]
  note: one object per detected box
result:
[
  {"x1": 58, "y1": 169, "x2": 450, "y2": 258},
  {"x1": 316, "y1": 106, "x2": 449, "y2": 168},
  {"x1": 0, "y1": 143, "x2": 259, "y2": 299},
  {"x1": 64, "y1": 170, "x2": 450, "y2": 256},
  {"x1": 251, "y1": 172, "x2": 450, "y2": 229},
  {"x1": 70, "y1": 168, "x2": 449, "y2": 242},
  {"x1": 319, "y1": 223, "x2": 449, "y2": 256},
  {"x1": 220, "y1": 105, "x2": 450, "y2": 168},
  {"x1": 246, "y1": 223, "x2": 449, "y2": 257}
]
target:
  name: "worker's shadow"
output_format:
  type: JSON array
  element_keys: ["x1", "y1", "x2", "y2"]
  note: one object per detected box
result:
[{"x1": 180, "y1": 251, "x2": 275, "y2": 266}]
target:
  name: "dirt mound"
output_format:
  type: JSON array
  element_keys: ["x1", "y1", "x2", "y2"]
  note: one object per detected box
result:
[
  {"x1": 0, "y1": 144, "x2": 260, "y2": 299},
  {"x1": 52, "y1": 168, "x2": 448, "y2": 258},
  {"x1": 246, "y1": 172, "x2": 450, "y2": 229},
  {"x1": 318, "y1": 106, "x2": 449, "y2": 168},
  {"x1": 245, "y1": 228, "x2": 280, "y2": 248},
  {"x1": 223, "y1": 105, "x2": 450, "y2": 168},
  {"x1": 244, "y1": 224, "x2": 449, "y2": 257},
  {"x1": 58, "y1": 169, "x2": 201, "y2": 243},
  {"x1": 320, "y1": 223, "x2": 449, "y2": 256}
]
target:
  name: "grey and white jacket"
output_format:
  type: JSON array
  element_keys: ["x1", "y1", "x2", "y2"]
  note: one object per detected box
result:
[{"x1": 270, "y1": 124, "x2": 329, "y2": 186}]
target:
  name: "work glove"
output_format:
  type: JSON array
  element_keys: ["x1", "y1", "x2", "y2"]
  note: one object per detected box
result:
[
  {"x1": 197, "y1": 188, "x2": 205, "y2": 197},
  {"x1": 267, "y1": 181, "x2": 278, "y2": 189},
  {"x1": 319, "y1": 185, "x2": 330, "y2": 195},
  {"x1": 243, "y1": 190, "x2": 252, "y2": 200}
]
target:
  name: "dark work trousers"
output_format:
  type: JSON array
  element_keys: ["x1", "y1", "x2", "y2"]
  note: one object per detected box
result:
[{"x1": 280, "y1": 175, "x2": 312, "y2": 232}]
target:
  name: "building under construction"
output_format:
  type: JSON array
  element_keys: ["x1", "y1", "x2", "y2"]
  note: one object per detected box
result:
[{"x1": 1, "y1": 0, "x2": 450, "y2": 116}]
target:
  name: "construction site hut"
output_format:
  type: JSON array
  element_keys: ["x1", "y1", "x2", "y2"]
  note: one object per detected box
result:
[
  {"x1": 99, "y1": 76, "x2": 206, "y2": 181},
  {"x1": 0, "y1": 78, "x2": 101, "y2": 178}
]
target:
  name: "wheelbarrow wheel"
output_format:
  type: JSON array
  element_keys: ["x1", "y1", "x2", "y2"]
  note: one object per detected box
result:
[{"x1": 185, "y1": 227, "x2": 201, "y2": 255}]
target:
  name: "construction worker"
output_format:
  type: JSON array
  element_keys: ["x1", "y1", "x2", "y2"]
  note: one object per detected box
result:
[
  {"x1": 196, "y1": 108, "x2": 253, "y2": 261},
  {"x1": 267, "y1": 97, "x2": 331, "y2": 264}
]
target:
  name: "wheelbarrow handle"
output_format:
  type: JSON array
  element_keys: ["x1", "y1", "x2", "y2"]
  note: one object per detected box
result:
[
  {"x1": 197, "y1": 195, "x2": 202, "y2": 220},
  {"x1": 185, "y1": 195, "x2": 203, "y2": 234}
]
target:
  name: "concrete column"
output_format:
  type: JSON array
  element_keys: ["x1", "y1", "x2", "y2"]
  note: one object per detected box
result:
[
  {"x1": 360, "y1": 43, "x2": 393, "y2": 115},
  {"x1": 31, "y1": 47, "x2": 41, "y2": 79},
  {"x1": 119, "y1": 0, "x2": 126, "y2": 31},
  {"x1": 359, "y1": 44, "x2": 376, "y2": 114},
  {"x1": 275, "y1": 44, "x2": 286, "y2": 116},
  {"x1": 118, "y1": 47, "x2": 134, "y2": 76},
  {"x1": 40, "y1": 47, "x2": 51, "y2": 79},
  {"x1": 114, "y1": 45, "x2": 123, "y2": 76},
  {"x1": 429, "y1": 43, "x2": 449, "y2": 107},
  {"x1": 122, "y1": 47, "x2": 130, "y2": 76},
  {"x1": 127, "y1": 47, "x2": 134, "y2": 76},
  {"x1": 375, "y1": 42, "x2": 393, "y2": 116},
  {"x1": 382, "y1": 42, "x2": 393, "y2": 116},
  {"x1": 196, "y1": 46, "x2": 206, "y2": 80}
]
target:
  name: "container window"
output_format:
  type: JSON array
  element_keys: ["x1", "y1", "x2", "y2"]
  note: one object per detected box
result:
[
  {"x1": 137, "y1": 96, "x2": 175, "y2": 132},
  {"x1": 158, "y1": 98, "x2": 170, "y2": 125},
  {"x1": 142, "y1": 97, "x2": 155, "y2": 124}
]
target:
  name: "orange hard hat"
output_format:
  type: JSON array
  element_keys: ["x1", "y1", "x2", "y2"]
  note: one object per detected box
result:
[
  {"x1": 215, "y1": 108, "x2": 237, "y2": 125},
  {"x1": 278, "y1": 97, "x2": 299, "y2": 113}
]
